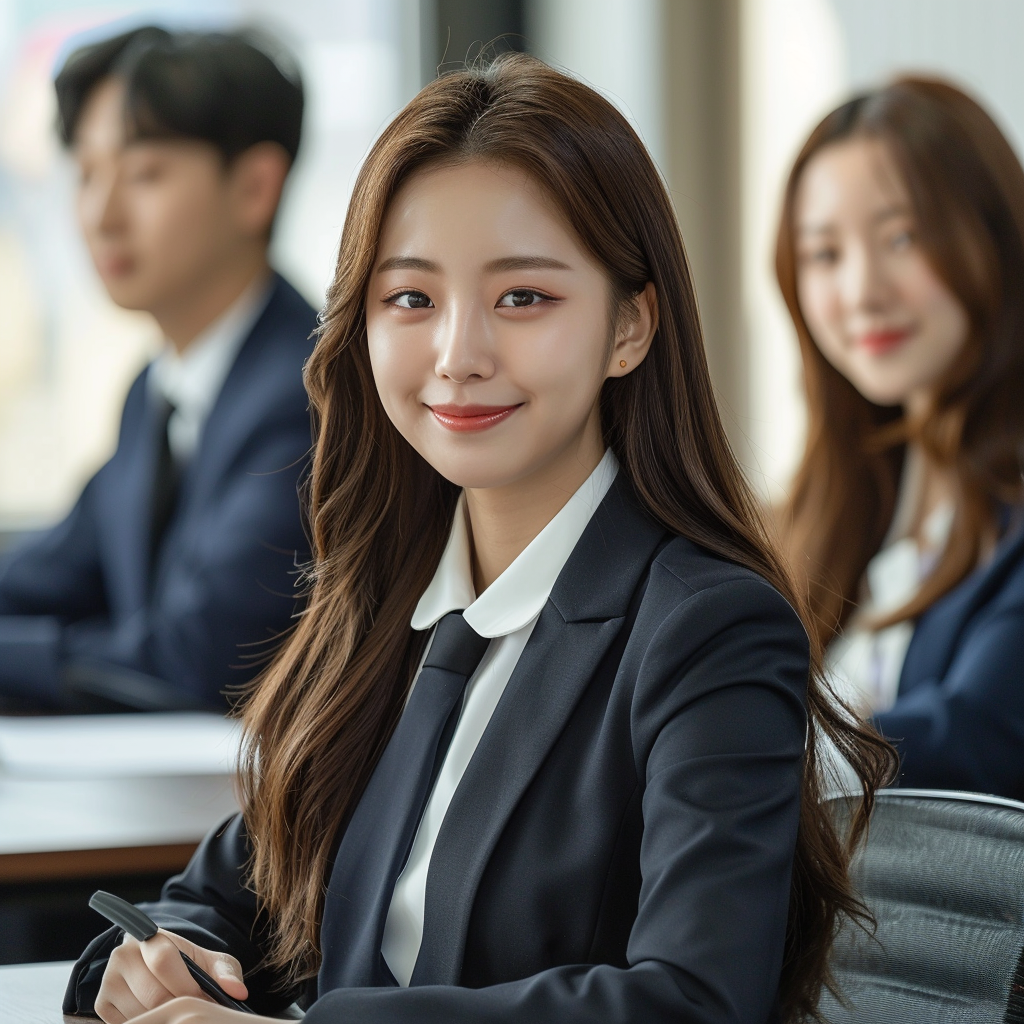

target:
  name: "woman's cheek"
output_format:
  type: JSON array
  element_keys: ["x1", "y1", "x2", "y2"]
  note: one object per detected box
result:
[{"x1": 368, "y1": 336, "x2": 417, "y2": 430}]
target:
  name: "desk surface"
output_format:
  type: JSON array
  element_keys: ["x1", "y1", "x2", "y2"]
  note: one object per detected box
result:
[
  {"x1": 0, "y1": 774, "x2": 239, "y2": 882},
  {"x1": 0, "y1": 961, "x2": 82, "y2": 1023},
  {"x1": 0, "y1": 961, "x2": 304, "y2": 1021}
]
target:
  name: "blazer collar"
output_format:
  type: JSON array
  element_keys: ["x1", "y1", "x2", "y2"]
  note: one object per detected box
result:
[
  {"x1": 412, "y1": 451, "x2": 621, "y2": 637},
  {"x1": 408, "y1": 471, "x2": 667, "y2": 985},
  {"x1": 901, "y1": 513, "x2": 1024, "y2": 687},
  {"x1": 173, "y1": 273, "x2": 290, "y2": 501}
]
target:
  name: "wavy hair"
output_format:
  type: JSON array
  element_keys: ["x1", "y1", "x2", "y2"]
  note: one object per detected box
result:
[
  {"x1": 239, "y1": 54, "x2": 895, "y2": 1021},
  {"x1": 776, "y1": 77, "x2": 1024, "y2": 645}
]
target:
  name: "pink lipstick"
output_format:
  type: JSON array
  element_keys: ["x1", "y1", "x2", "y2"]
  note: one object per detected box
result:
[
  {"x1": 859, "y1": 329, "x2": 911, "y2": 356},
  {"x1": 428, "y1": 403, "x2": 522, "y2": 432}
]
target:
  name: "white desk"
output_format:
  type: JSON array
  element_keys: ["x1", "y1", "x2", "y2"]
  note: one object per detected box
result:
[
  {"x1": 0, "y1": 961, "x2": 82, "y2": 1023},
  {"x1": 0, "y1": 774, "x2": 239, "y2": 882},
  {"x1": 0, "y1": 714, "x2": 241, "y2": 883},
  {"x1": 0, "y1": 961, "x2": 305, "y2": 1021}
]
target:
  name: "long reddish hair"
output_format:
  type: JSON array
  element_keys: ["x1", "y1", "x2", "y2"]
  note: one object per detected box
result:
[
  {"x1": 777, "y1": 77, "x2": 1024, "y2": 646},
  {"x1": 239, "y1": 55, "x2": 894, "y2": 1021}
]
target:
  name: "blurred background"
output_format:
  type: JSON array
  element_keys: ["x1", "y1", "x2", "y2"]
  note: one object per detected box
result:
[{"x1": 1, "y1": 0, "x2": 1023, "y2": 531}]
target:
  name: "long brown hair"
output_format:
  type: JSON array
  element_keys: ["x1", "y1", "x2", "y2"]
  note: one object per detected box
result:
[
  {"x1": 240, "y1": 54, "x2": 894, "y2": 1021},
  {"x1": 777, "y1": 77, "x2": 1024, "y2": 646}
]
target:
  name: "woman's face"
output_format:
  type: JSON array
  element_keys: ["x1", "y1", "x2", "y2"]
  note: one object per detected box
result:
[
  {"x1": 366, "y1": 159, "x2": 653, "y2": 491},
  {"x1": 794, "y1": 137, "x2": 969, "y2": 412}
]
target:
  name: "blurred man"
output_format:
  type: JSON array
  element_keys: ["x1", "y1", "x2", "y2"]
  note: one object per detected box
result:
[{"x1": 0, "y1": 27, "x2": 317, "y2": 711}]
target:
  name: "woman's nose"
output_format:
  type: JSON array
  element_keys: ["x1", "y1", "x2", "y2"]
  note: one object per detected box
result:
[
  {"x1": 841, "y1": 244, "x2": 890, "y2": 312},
  {"x1": 434, "y1": 302, "x2": 495, "y2": 383}
]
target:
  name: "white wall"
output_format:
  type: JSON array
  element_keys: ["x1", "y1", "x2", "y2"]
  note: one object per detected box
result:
[
  {"x1": 739, "y1": 0, "x2": 847, "y2": 499},
  {"x1": 526, "y1": 0, "x2": 664, "y2": 169}
]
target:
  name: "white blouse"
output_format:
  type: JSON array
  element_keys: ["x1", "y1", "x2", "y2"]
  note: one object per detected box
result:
[
  {"x1": 380, "y1": 450, "x2": 620, "y2": 987},
  {"x1": 827, "y1": 447, "x2": 953, "y2": 715}
]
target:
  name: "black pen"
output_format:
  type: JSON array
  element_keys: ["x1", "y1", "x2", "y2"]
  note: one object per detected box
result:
[{"x1": 89, "y1": 890, "x2": 255, "y2": 1014}]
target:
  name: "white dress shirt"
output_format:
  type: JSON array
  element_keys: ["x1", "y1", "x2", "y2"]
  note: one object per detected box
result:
[
  {"x1": 827, "y1": 447, "x2": 954, "y2": 715},
  {"x1": 380, "y1": 449, "x2": 620, "y2": 987},
  {"x1": 822, "y1": 446, "x2": 954, "y2": 795},
  {"x1": 146, "y1": 273, "x2": 272, "y2": 463}
]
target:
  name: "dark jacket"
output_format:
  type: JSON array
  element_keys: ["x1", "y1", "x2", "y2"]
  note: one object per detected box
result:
[
  {"x1": 876, "y1": 516, "x2": 1024, "y2": 798},
  {"x1": 0, "y1": 274, "x2": 317, "y2": 710},
  {"x1": 65, "y1": 476, "x2": 810, "y2": 1023}
]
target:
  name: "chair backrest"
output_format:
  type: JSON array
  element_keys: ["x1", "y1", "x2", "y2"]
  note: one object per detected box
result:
[{"x1": 820, "y1": 789, "x2": 1024, "y2": 1024}]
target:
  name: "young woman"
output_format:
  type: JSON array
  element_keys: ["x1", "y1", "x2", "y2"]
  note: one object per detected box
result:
[
  {"x1": 776, "y1": 77, "x2": 1024, "y2": 798},
  {"x1": 65, "y1": 56, "x2": 890, "y2": 1024}
]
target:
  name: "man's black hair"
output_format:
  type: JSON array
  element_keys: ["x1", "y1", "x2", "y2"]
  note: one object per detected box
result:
[{"x1": 54, "y1": 26, "x2": 304, "y2": 164}]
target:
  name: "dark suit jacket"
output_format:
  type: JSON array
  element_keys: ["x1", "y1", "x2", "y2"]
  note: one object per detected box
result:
[
  {"x1": 65, "y1": 476, "x2": 810, "y2": 1023},
  {"x1": 0, "y1": 274, "x2": 317, "y2": 710},
  {"x1": 875, "y1": 515, "x2": 1024, "y2": 798}
]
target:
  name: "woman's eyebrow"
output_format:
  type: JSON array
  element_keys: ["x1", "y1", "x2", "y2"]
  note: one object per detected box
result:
[
  {"x1": 872, "y1": 204, "x2": 912, "y2": 224},
  {"x1": 376, "y1": 255, "x2": 440, "y2": 273},
  {"x1": 484, "y1": 255, "x2": 572, "y2": 273},
  {"x1": 797, "y1": 222, "x2": 835, "y2": 236}
]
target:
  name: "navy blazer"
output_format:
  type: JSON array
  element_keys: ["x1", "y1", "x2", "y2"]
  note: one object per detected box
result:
[
  {"x1": 65, "y1": 476, "x2": 810, "y2": 1024},
  {"x1": 0, "y1": 274, "x2": 317, "y2": 710},
  {"x1": 875, "y1": 516, "x2": 1024, "y2": 798}
]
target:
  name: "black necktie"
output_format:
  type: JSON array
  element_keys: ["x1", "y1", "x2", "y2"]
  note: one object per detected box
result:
[
  {"x1": 319, "y1": 611, "x2": 491, "y2": 990},
  {"x1": 149, "y1": 397, "x2": 180, "y2": 569}
]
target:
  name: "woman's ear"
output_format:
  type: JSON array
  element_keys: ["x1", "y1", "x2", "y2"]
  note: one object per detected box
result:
[{"x1": 607, "y1": 282, "x2": 658, "y2": 378}]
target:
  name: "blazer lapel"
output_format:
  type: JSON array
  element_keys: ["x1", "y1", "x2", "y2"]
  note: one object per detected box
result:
[
  {"x1": 182, "y1": 277, "x2": 284, "y2": 510},
  {"x1": 901, "y1": 519, "x2": 1024, "y2": 689},
  {"x1": 410, "y1": 476, "x2": 666, "y2": 985}
]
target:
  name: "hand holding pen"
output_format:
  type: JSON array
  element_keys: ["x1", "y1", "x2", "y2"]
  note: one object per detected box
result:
[{"x1": 87, "y1": 891, "x2": 272, "y2": 1023}]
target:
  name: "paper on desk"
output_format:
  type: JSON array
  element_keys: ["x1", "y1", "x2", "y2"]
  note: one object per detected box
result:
[{"x1": 0, "y1": 713, "x2": 241, "y2": 778}]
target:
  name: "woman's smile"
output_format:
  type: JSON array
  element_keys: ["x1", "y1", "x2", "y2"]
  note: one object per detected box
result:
[
  {"x1": 427, "y1": 403, "x2": 524, "y2": 431},
  {"x1": 856, "y1": 327, "x2": 913, "y2": 356}
]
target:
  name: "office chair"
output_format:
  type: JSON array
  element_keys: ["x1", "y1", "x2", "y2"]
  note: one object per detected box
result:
[{"x1": 819, "y1": 789, "x2": 1024, "y2": 1023}]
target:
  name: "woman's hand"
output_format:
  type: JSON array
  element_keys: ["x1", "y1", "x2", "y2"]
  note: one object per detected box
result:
[
  {"x1": 95, "y1": 929, "x2": 251, "y2": 1024},
  {"x1": 116, "y1": 997, "x2": 279, "y2": 1023}
]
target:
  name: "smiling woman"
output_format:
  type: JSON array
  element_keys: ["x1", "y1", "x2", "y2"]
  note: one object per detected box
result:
[
  {"x1": 775, "y1": 76, "x2": 1024, "y2": 798},
  {"x1": 366, "y1": 160, "x2": 655, "y2": 587},
  {"x1": 64, "y1": 54, "x2": 893, "y2": 1024}
]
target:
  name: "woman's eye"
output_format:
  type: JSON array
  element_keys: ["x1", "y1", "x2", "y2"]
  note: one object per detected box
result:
[
  {"x1": 127, "y1": 166, "x2": 162, "y2": 185},
  {"x1": 388, "y1": 290, "x2": 433, "y2": 309},
  {"x1": 889, "y1": 230, "x2": 914, "y2": 251},
  {"x1": 497, "y1": 289, "x2": 547, "y2": 308},
  {"x1": 801, "y1": 248, "x2": 839, "y2": 266}
]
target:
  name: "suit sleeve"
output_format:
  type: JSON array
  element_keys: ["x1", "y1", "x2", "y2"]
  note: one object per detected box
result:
[
  {"x1": 62, "y1": 814, "x2": 300, "y2": 1018},
  {"x1": 303, "y1": 577, "x2": 809, "y2": 1024},
  {"x1": 0, "y1": 475, "x2": 108, "y2": 706},
  {"x1": 875, "y1": 599, "x2": 1024, "y2": 795},
  {"x1": 0, "y1": 401, "x2": 310, "y2": 711},
  {"x1": 57, "y1": 411, "x2": 311, "y2": 710}
]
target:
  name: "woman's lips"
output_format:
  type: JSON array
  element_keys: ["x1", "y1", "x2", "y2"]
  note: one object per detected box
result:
[
  {"x1": 97, "y1": 255, "x2": 135, "y2": 278},
  {"x1": 428, "y1": 403, "x2": 522, "y2": 432},
  {"x1": 858, "y1": 328, "x2": 912, "y2": 355}
]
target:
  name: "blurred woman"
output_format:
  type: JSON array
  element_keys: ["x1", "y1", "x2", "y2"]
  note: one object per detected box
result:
[{"x1": 777, "y1": 77, "x2": 1024, "y2": 797}]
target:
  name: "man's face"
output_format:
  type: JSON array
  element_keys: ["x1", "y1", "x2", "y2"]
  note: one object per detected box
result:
[{"x1": 73, "y1": 76, "x2": 243, "y2": 316}]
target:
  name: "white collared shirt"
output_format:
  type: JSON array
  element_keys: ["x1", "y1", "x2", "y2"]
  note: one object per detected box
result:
[
  {"x1": 380, "y1": 449, "x2": 620, "y2": 987},
  {"x1": 827, "y1": 445, "x2": 954, "y2": 715},
  {"x1": 146, "y1": 273, "x2": 272, "y2": 463}
]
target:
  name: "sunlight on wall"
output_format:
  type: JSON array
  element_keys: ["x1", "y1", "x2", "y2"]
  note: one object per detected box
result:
[{"x1": 740, "y1": 0, "x2": 847, "y2": 501}]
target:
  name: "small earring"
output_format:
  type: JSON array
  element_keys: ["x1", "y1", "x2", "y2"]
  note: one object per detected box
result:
[{"x1": 619, "y1": 360, "x2": 627, "y2": 368}]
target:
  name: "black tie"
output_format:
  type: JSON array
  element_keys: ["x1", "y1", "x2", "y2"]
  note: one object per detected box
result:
[
  {"x1": 149, "y1": 397, "x2": 180, "y2": 569},
  {"x1": 319, "y1": 611, "x2": 491, "y2": 990}
]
